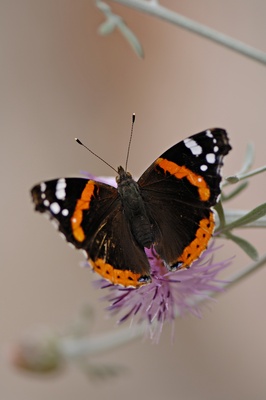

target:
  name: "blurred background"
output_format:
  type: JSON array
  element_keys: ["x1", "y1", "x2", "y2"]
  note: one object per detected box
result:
[{"x1": 1, "y1": 0, "x2": 266, "y2": 399}]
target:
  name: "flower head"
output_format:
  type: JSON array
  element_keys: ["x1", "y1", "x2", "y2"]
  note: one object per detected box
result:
[
  {"x1": 9, "y1": 329, "x2": 61, "y2": 373},
  {"x1": 83, "y1": 174, "x2": 232, "y2": 341},
  {"x1": 95, "y1": 243, "x2": 231, "y2": 341}
]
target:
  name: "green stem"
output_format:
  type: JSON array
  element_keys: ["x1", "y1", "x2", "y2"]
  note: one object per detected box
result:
[
  {"x1": 58, "y1": 325, "x2": 145, "y2": 358},
  {"x1": 110, "y1": 0, "x2": 266, "y2": 65}
]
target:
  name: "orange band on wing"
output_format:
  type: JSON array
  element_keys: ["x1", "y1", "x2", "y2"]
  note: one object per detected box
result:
[
  {"x1": 90, "y1": 258, "x2": 149, "y2": 288},
  {"x1": 71, "y1": 181, "x2": 95, "y2": 242},
  {"x1": 157, "y1": 158, "x2": 210, "y2": 201},
  {"x1": 175, "y1": 212, "x2": 215, "y2": 268}
]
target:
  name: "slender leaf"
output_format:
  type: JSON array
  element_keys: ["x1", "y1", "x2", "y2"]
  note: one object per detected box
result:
[
  {"x1": 238, "y1": 142, "x2": 254, "y2": 174},
  {"x1": 214, "y1": 201, "x2": 225, "y2": 230},
  {"x1": 96, "y1": 0, "x2": 144, "y2": 57},
  {"x1": 225, "y1": 232, "x2": 258, "y2": 261},
  {"x1": 225, "y1": 165, "x2": 266, "y2": 185},
  {"x1": 117, "y1": 21, "x2": 144, "y2": 58},
  {"x1": 96, "y1": 0, "x2": 112, "y2": 13},
  {"x1": 220, "y1": 203, "x2": 266, "y2": 232},
  {"x1": 225, "y1": 175, "x2": 240, "y2": 184},
  {"x1": 223, "y1": 209, "x2": 266, "y2": 228},
  {"x1": 98, "y1": 18, "x2": 117, "y2": 35}
]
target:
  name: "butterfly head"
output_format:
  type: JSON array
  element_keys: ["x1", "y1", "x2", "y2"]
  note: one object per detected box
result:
[{"x1": 116, "y1": 166, "x2": 133, "y2": 185}]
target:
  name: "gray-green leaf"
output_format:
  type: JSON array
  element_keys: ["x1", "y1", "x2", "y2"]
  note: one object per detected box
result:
[
  {"x1": 98, "y1": 18, "x2": 117, "y2": 35},
  {"x1": 220, "y1": 203, "x2": 266, "y2": 232},
  {"x1": 225, "y1": 232, "x2": 258, "y2": 261},
  {"x1": 117, "y1": 21, "x2": 144, "y2": 58}
]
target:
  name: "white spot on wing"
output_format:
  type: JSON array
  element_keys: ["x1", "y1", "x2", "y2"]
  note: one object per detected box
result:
[
  {"x1": 43, "y1": 199, "x2": 50, "y2": 207},
  {"x1": 184, "y1": 138, "x2": 202, "y2": 155},
  {"x1": 200, "y1": 164, "x2": 208, "y2": 171},
  {"x1": 57, "y1": 178, "x2": 66, "y2": 188},
  {"x1": 214, "y1": 146, "x2": 219, "y2": 153},
  {"x1": 56, "y1": 178, "x2": 66, "y2": 200},
  {"x1": 191, "y1": 145, "x2": 202, "y2": 155},
  {"x1": 50, "y1": 202, "x2": 61, "y2": 214},
  {"x1": 206, "y1": 130, "x2": 213, "y2": 138},
  {"x1": 184, "y1": 138, "x2": 197, "y2": 148},
  {"x1": 56, "y1": 188, "x2": 66, "y2": 200},
  {"x1": 62, "y1": 209, "x2": 69, "y2": 216},
  {"x1": 206, "y1": 153, "x2": 216, "y2": 164},
  {"x1": 40, "y1": 182, "x2": 46, "y2": 192}
]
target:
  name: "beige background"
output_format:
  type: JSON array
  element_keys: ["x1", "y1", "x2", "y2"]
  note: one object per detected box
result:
[{"x1": 1, "y1": 1, "x2": 266, "y2": 399}]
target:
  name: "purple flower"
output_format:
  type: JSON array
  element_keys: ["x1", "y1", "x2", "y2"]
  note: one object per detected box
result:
[
  {"x1": 83, "y1": 174, "x2": 232, "y2": 341},
  {"x1": 95, "y1": 243, "x2": 231, "y2": 341}
]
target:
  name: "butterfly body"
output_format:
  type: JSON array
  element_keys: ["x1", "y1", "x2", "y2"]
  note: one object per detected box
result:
[
  {"x1": 116, "y1": 166, "x2": 154, "y2": 249},
  {"x1": 31, "y1": 128, "x2": 231, "y2": 288}
]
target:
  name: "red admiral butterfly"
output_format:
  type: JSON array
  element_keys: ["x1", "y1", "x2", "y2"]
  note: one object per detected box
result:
[{"x1": 31, "y1": 128, "x2": 231, "y2": 288}]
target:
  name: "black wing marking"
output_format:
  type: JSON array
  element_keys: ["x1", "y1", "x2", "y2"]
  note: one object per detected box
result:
[
  {"x1": 31, "y1": 178, "x2": 118, "y2": 248},
  {"x1": 139, "y1": 128, "x2": 231, "y2": 207}
]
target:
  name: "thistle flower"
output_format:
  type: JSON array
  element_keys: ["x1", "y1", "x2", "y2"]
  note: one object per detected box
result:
[
  {"x1": 83, "y1": 175, "x2": 232, "y2": 341},
  {"x1": 94, "y1": 243, "x2": 231, "y2": 341}
]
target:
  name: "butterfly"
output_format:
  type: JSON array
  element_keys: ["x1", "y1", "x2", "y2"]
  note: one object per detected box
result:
[{"x1": 31, "y1": 128, "x2": 231, "y2": 288}]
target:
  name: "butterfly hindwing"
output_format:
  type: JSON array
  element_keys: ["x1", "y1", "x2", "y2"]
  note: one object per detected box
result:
[{"x1": 86, "y1": 206, "x2": 152, "y2": 287}]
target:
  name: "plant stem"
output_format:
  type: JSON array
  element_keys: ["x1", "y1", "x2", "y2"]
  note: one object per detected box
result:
[
  {"x1": 110, "y1": 0, "x2": 266, "y2": 65},
  {"x1": 58, "y1": 325, "x2": 145, "y2": 359}
]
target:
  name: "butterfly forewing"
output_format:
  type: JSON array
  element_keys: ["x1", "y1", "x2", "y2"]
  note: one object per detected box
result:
[
  {"x1": 31, "y1": 178, "x2": 116, "y2": 247},
  {"x1": 31, "y1": 177, "x2": 151, "y2": 287},
  {"x1": 138, "y1": 128, "x2": 231, "y2": 269}
]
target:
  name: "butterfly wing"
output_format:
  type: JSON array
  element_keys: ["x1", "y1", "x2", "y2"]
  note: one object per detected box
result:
[
  {"x1": 138, "y1": 128, "x2": 231, "y2": 270},
  {"x1": 31, "y1": 178, "x2": 151, "y2": 287}
]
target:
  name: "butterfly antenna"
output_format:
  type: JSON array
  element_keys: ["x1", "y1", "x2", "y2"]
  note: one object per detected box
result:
[
  {"x1": 125, "y1": 113, "x2": 136, "y2": 172},
  {"x1": 75, "y1": 138, "x2": 118, "y2": 174}
]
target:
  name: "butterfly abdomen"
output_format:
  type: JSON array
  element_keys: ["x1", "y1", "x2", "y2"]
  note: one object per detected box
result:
[{"x1": 117, "y1": 167, "x2": 154, "y2": 248}]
